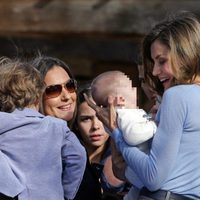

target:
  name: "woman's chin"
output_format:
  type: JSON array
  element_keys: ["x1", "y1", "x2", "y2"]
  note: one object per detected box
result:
[
  {"x1": 163, "y1": 80, "x2": 172, "y2": 91},
  {"x1": 59, "y1": 113, "x2": 74, "y2": 122}
]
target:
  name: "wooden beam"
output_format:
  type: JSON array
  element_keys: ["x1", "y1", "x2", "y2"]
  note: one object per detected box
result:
[{"x1": 0, "y1": 0, "x2": 199, "y2": 36}]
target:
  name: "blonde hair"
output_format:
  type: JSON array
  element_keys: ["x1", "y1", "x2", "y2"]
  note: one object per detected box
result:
[
  {"x1": 0, "y1": 57, "x2": 45, "y2": 112},
  {"x1": 143, "y1": 11, "x2": 200, "y2": 87}
]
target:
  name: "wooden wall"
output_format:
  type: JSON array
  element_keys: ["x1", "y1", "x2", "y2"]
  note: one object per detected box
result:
[{"x1": 0, "y1": 0, "x2": 200, "y2": 85}]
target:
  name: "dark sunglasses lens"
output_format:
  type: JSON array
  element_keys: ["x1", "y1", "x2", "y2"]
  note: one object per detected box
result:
[
  {"x1": 65, "y1": 79, "x2": 77, "y2": 93},
  {"x1": 45, "y1": 85, "x2": 62, "y2": 98}
]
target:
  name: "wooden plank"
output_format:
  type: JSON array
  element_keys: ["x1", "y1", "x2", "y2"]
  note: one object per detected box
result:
[{"x1": 0, "y1": 0, "x2": 199, "y2": 35}]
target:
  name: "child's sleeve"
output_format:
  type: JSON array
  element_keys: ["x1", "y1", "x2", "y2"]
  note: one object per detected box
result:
[{"x1": 61, "y1": 124, "x2": 87, "y2": 200}]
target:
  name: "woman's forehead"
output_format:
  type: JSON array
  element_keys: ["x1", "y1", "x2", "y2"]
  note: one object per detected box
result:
[{"x1": 44, "y1": 66, "x2": 70, "y2": 85}]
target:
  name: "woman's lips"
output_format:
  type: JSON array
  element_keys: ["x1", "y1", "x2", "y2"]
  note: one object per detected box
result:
[
  {"x1": 90, "y1": 134, "x2": 103, "y2": 141},
  {"x1": 58, "y1": 104, "x2": 72, "y2": 111}
]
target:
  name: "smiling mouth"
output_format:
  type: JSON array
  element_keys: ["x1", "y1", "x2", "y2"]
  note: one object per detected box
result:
[
  {"x1": 58, "y1": 104, "x2": 72, "y2": 110},
  {"x1": 160, "y1": 78, "x2": 169, "y2": 83},
  {"x1": 160, "y1": 78, "x2": 171, "y2": 86},
  {"x1": 160, "y1": 78, "x2": 173, "y2": 90}
]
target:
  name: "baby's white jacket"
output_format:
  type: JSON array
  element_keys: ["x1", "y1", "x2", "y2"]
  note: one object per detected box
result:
[{"x1": 116, "y1": 109, "x2": 157, "y2": 146}]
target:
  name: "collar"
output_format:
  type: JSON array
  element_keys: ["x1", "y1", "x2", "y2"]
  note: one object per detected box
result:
[{"x1": 13, "y1": 108, "x2": 44, "y2": 118}]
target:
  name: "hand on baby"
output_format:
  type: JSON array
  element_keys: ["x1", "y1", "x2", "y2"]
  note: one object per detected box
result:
[{"x1": 83, "y1": 93, "x2": 118, "y2": 132}]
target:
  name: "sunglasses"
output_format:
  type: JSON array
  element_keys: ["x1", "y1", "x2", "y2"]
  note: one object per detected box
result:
[{"x1": 45, "y1": 79, "x2": 77, "y2": 98}]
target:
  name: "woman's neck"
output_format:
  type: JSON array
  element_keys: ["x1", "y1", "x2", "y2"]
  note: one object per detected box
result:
[{"x1": 87, "y1": 144, "x2": 106, "y2": 164}]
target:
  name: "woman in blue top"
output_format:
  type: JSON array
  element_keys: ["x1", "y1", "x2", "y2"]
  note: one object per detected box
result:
[{"x1": 85, "y1": 11, "x2": 200, "y2": 199}]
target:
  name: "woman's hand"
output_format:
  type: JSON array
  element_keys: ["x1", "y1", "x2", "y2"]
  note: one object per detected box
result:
[
  {"x1": 108, "y1": 95, "x2": 118, "y2": 131},
  {"x1": 83, "y1": 93, "x2": 117, "y2": 132}
]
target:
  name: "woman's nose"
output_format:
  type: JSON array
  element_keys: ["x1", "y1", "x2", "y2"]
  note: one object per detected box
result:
[
  {"x1": 152, "y1": 64, "x2": 160, "y2": 76},
  {"x1": 92, "y1": 117, "x2": 100, "y2": 130},
  {"x1": 61, "y1": 87, "x2": 71, "y2": 100}
]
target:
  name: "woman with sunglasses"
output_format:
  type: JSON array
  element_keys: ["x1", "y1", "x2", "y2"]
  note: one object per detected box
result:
[
  {"x1": 33, "y1": 56, "x2": 77, "y2": 128},
  {"x1": 32, "y1": 55, "x2": 103, "y2": 200},
  {"x1": 0, "y1": 58, "x2": 86, "y2": 200}
]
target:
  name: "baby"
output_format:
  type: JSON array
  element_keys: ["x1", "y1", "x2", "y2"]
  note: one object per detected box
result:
[{"x1": 91, "y1": 70, "x2": 157, "y2": 148}]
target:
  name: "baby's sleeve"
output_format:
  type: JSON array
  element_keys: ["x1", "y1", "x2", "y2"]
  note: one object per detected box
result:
[{"x1": 116, "y1": 109, "x2": 157, "y2": 146}]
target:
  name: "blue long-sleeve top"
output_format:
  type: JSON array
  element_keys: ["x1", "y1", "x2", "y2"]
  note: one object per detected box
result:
[
  {"x1": 112, "y1": 85, "x2": 200, "y2": 199},
  {"x1": 0, "y1": 108, "x2": 86, "y2": 200}
]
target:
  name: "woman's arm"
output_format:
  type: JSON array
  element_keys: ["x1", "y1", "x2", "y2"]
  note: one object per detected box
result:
[
  {"x1": 84, "y1": 89, "x2": 185, "y2": 190},
  {"x1": 112, "y1": 90, "x2": 185, "y2": 190}
]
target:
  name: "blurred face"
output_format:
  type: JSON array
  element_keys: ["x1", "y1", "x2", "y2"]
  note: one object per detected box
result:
[
  {"x1": 151, "y1": 39, "x2": 174, "y2": 90},
  {"x1": 42, "y1": 66, "x2": 77, "y2": 121},
  {"x1": 92, "y1": 74, "x2": 137, "y2": 109},
  {"x1": 77, "y1": 100, "x2": 109, "y2": 148}
]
